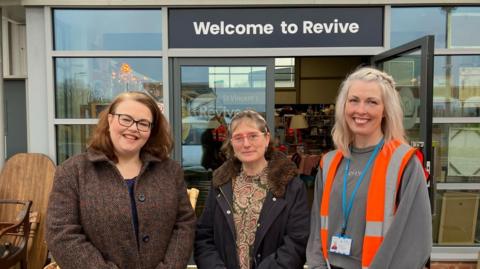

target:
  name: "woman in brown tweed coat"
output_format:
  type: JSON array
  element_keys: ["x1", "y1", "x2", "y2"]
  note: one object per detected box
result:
[{"x1": 46, "y1": 91, "x2": 196, "y2": 269}]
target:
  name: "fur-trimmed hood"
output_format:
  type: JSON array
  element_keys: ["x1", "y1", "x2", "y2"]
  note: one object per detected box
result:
[{"x1": 212, "y1": 151, "x2": 298, "y2": 198}]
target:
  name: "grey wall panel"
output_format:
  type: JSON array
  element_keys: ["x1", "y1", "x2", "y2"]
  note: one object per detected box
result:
[
  {"x1": 26, "y1": 7, "x2": 49, "y2": 155},
  {"x1": 4, "y1": 80, "x2": 27, "y2": 158}
]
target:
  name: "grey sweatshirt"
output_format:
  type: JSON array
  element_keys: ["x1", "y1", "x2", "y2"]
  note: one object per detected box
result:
[{"x1": 306, "y1": 145, "x2": 432, "y2": 269}]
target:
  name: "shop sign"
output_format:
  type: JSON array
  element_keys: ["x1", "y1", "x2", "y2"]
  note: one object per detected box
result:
[{"x1": 169, "y1": 7, "x2": 383, "y2": 48}]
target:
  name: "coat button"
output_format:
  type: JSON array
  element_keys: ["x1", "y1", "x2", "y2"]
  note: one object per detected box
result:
[
  {"x1": 257, "y1": 223, "x2": 261, "y2": 227},
  {"x1": 272, "y1": 197, "x2": 277, "y2": 201},
  {"x1": 257, "y1": 253, "x2": 261, "y2": 258},
  {"x1": 217, "y1": 194, "x2": 221, "y2": 198},
  {"x1": 226, "y1": 210, "x2": 231, "y2": 214},
  {"x1": 138, "y1": 194, "x2": 146, "y2": 202},
  {"x1": 142, "y1": 235, "x2": 150, "y2": 243}
]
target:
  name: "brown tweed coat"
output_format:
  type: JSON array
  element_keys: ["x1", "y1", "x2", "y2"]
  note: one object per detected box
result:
[{"x1": 46, "y1": 149, "x2": 196, "y2": 269}]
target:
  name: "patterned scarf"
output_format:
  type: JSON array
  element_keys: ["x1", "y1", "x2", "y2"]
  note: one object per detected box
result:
[{"x1": 232, "y1": 167, "x2": 269, "y2": 269}]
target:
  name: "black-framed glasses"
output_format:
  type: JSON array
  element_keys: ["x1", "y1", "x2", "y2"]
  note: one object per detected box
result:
[{"x1": 112, "y1": 113, "x2": 152, "y2": 132}]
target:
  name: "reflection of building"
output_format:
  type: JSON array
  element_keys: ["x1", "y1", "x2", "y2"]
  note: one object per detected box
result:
[{"x1": 113, "y1": 62, "x2": 153, "y2": 93}]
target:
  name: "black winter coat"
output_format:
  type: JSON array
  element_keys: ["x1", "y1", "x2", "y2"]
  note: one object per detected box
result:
[{"x1": 194, "y1": 151, "x2": 310, "y2": 269}]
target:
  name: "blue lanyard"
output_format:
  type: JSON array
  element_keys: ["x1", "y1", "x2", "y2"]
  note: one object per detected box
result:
[{"x1": 341, "y1": 138, "x2": 384, "y2": 235}]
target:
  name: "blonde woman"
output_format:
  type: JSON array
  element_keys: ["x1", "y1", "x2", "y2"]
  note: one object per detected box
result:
[{"x1": 306, "y1": 67, "x2": 432, "y2": 269}]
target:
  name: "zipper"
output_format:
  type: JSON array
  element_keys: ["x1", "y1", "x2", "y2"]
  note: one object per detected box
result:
[
  {"x1": 219, "y1": 186, "x2": 233, "y2": 211},
  {"x1": 218, "y1": 185, "x2": 241, "y2": 267}
]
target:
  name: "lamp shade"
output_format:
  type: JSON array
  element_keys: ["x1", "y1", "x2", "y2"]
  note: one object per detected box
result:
[{"x1": 289, "y1": 115, "x2": 308, "y2": 129}]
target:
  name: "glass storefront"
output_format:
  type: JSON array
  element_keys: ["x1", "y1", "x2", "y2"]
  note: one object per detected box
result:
[
  {"x1": 53, "y1": 9, "x2": 162, "y2": 51},
  {"x1": 274, "y1": 58, "x2": 295, "y2": 88},
  {"x1": 391, "y1": 6, "x2": 480, "y2": 49},
  {"x1": 52, "y1": 9, "x2": 163, "y2": 163},
  {"x1": 431, "y1": 55, "x2": 480, "y2": 245},
  {"x1": 448, "y1": 7, "x2": 480, "y2": 49},
  {"x1": 381, "y1": 51, "x2": 422, "y2": 143},
  {"x1": 56, "y1": 124, "x2": 96, "y2": 163},
  {"x1": 434, "y1": 56, "x2": 480, "y2": 118},
  {"x1": 42, "y1": 5, "x2": 480, "y2": 259},
  {"x1": 179, "y1": 64, "x2": 268, "y2": 214},
  {"x1": 391, "y1": 7, "x2": 480, "y2": 249},
  {"x1": 55, "y1": 58, "x2": 163, "y2": 119},
  {"x1": 432, "y1": 123, "x2": 480, "y2": 185},
  {"x1": 391, "y1": 7, "x2": 447, "y2": 48},
  {"x1": 433, "y1": 189, "x2": 480, "y2": 245}
]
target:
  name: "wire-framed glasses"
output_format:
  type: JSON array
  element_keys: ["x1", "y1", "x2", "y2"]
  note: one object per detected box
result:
[{"x1": 231, "y1": 132, "x2": 265, "y2": 145}]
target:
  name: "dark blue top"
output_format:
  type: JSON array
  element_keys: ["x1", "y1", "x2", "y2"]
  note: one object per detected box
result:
[{"x1": 125, "y1": 178, "x2": 139, "y2": 246}]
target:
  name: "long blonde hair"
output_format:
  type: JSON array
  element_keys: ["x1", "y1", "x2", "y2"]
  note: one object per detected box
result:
[{"x1": 332, "y1": 67, "x2": 406, "y2": 157}]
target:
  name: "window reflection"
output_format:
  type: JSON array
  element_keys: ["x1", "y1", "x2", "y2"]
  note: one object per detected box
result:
[
  {"x1": 431, "y1": 56, "x2": 480, "y2": 248},
  {"x1": 55, "y1": 58, "x2": 162, "y2": 118},
  {"x1": 449, "y1": 7, "x2": 480, "y2": 48},
  {"x1": 180, "y1": 65, "x2": 267, "y2": 215},
  {"x1": 433, "y1": 56, "x2": 480, "y2": 117},
  {"x1": 391, "y1": 7, "x2": 480, "y2": 49},
  {"x1": 432, "y1": 123, "x2": 480, "y2": 184},
  {"x1": 391, "y1": 7, "x2": 447, "y2": 48},
  {"x1": 380, "y1": 51, "x2": 421, "y2": 135},
  {"x1": 433, "y1": 190, "x2": 480, "y2": 246},
  {"x1": 56, "y1": 125, "x2": 96, "y2": 163},
  {"x1": 275, "y1": 58, "x2": 295, "y2": 88},
  {"x1": 53, "y1": 9, "x2": 162, "y2": 51}
]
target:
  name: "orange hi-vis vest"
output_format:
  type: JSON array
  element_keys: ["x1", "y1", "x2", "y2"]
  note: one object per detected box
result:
[{"x1": 319, "y1": 139, "x2": 417, "y2": 269}]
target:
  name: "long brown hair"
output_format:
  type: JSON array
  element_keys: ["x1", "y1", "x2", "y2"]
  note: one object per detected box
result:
[{"x1": 88, "y1": 91, "x2": 173, "y2": 162}]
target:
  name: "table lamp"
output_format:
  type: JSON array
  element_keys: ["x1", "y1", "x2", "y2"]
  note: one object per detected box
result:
[{"x1": 289, "y1": 114, "x2": 308, "y2": 144}]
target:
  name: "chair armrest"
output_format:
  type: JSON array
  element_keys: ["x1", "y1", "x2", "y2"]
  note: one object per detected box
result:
[{"x1": 0, "y1": 200, "x2": 32, "y2": 237}]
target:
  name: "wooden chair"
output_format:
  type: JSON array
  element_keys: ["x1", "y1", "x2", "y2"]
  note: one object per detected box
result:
[
  {"x1": 0, "y1": 153, "x2": 56, "y2": 269},
  {"x1": 187, "y1": 188, "x2": 200, "y2": 209},
  {"x1": 0, "y1": 200, "x2": 32, "y2": 269}
]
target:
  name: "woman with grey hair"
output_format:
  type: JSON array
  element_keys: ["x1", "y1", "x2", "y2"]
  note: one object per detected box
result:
[
  {"x1": 306, "y1": 67, "x2": 432, "y2": 269},
  {"x1": 194, "y1": 109, "x2": 310, "y2": 269}
]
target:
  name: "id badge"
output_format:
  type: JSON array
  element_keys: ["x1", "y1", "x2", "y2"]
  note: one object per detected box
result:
[{"x1": 329, "y1": 234, "x2": 352, "y2": 256}]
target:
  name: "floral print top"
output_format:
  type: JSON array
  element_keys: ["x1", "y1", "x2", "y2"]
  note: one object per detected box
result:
[{"x1": 232, "y1": 167, "x2": 269, "y2": 269}]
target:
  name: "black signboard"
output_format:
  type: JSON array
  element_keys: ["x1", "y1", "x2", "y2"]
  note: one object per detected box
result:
[{"x1": 169, "y1": 7, "x2": 383, "y2": 48}]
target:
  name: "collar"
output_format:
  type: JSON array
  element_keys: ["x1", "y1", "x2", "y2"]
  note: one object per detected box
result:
[
  {"x1": 212, "y1": 151, "x2": 297, "y2": 198},
  {"x1": 86, "y1": 148, "x2": 163, "y2": 166}
]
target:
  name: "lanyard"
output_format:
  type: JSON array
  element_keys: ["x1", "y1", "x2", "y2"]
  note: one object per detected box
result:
[{"x1": 341, "y1": 138, "x2": 384, "y2": 235}]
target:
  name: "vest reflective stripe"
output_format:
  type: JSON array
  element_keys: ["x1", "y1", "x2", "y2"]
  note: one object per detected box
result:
[
  {"x1": 319, "y1": 140, "x2": 416, "y2": 268},
  {"x1": 384, "y1": 144, "x2": 416, "y2": 230},
  {"x1": 394, "y1": 147, "x2": 418, "y2": 215},
  {"x1": 365, "y1": 221, "x2": 383, "y2": 237},
  {"x1": 362, "y1": 220, "x2": 383, "y2": 269},
  {"x1": 321, "y1": 151, "x2": 338, "y2": 189},
  {"x1": 361, "y1": 140, "x2": 396, "y2": 268},
  {"x1": 319, "y1": 150, "x2": 343, "y2": 261},
  {"x1": 320, "y1": 216, "x2": 329, "y2": 229},
  {"x1": 362, "y1": 140, "x2": 416, "y2": 268}
]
